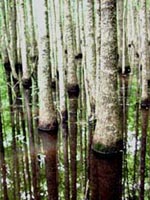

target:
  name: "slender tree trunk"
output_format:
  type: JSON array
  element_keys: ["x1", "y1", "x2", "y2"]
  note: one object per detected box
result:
[
  {"x1": 139, "y1": 1, "x2": 149, "y2": 200},
  {"x1": 0, "y1": 92, "x2": 9, "y2": 200},
  {"x1": 132, "y1": 63, "x2": 140, "y2": 199},
  {"x1": 55, "y1": 0, "x2": 70, "y2": 199},
  {"x1": 64, "y1": 0, "x2": 80, "y2": 199},
  {"x1": 84, "y1": 3, "x2": 97, "y2": 197},
  {"x1": 84, "y1": 0, "x2": 96, "y2": 110}
]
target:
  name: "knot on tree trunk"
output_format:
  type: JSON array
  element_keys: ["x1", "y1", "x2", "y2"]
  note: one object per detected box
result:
[
  {"x1": 22, "y1": 78, "x2": 32, "y2": 89},
  {"x1": 4, "y1": 62, "x2": 11, "y2": 72},
  {"x1": 62, "y1": 110, "x2": 68, "y2": 124},
  {"x1": 118, "y1": 66, "x2": 131, "y2": 77},
  {"x1": 141, "y1": 99, "x2": 150, "y2": 110},
  {"x1": 67, "y1": 83, "x2": 80, "y2": 99},
  {"x1": 15, "y1": 63, "x2": 22, "y2": 74},
  {"x1": 51, "y1": 79, "x2": 56, "y2": 91}
]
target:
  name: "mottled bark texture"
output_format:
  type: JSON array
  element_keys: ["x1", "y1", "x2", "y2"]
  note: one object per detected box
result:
[
  {"x1": 93, "y1": 0, "x2": 121, "y2": 151},
  {"x1": 85, "y1": 0, "x2": 96, "y2": 109},
  {"x1": 36, "y1": 0, "x2": 58, "y2": 199},
  {"x1": 95, "y1": 0, "x2": 101, "y2": 111},
  {"x1": 140, "y1": 0, "x2": 148, "y2": 101},
  {"x1": 92, "y1": 1, "x2": 122, "y2": 199},
  {"x1": 19, "y1": 0, "x2": 30, "y2": 82}
]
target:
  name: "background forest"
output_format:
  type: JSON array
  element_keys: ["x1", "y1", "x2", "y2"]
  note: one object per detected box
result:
[{"x1": 0, "y1": 0, "x2": 150, "y2": 200}]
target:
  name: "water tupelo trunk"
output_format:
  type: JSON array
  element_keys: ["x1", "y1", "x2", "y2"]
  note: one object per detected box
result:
[{"x1": 91, "y1": 1, "x2": 122, "y2": 199}]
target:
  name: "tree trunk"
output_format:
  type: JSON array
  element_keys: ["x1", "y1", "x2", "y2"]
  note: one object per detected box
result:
[
  {"x1": 0, "y1": 92, "x2": 9, "y2": 200},
  {"x1": 91, "y1": 1, "x2": 122, "y2": 199},
  {"x1": 139, "y1": 1, "x2": 149, "y2": 200},
  {"x1": 36, "y1": 0, "x2": 58, "y2": 199},
  {"x1": 64, "y1": 0, "x2": 80, "y2": 199}
]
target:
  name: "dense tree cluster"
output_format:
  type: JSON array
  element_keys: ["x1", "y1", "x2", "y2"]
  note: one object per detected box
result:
[{"x1": 0, "y1": 0, "x2": 150, "y2": 200}]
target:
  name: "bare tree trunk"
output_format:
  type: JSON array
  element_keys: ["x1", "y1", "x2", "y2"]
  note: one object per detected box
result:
[
  {"x1": 91, "y1": 1, "x2": 122, "y2": 199},
  {"x1": 139, "y1": 1, "x2": 149, "y2": 200},
  {"x1": 64, "y1": 0, "x2": 80, "y2": 199},
  {"x1": 36, "y1": 0, "x2": 58, "y2": 199},
  {"x1": 55, "y1": 0, "x2": 70, "y2": 199}
]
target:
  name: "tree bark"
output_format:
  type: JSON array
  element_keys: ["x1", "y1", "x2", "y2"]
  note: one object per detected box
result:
[
  {"x1": 92, "y1": 1, "x2": 122, "y2": 199},
  {"x1": 64, "y1": 0, "x2": 80, "y2": 199},
  {"x1": 36, "y1": 0, "x2": 58, "y2": 199}
]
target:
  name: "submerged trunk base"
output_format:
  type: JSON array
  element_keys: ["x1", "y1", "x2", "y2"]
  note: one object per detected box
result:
[
  {"x1": 90, "y1": 148, "x2": 122, "y2": 200},
  {"x1": 38, "y1": 127, "x2": 58, "y2": 200}
]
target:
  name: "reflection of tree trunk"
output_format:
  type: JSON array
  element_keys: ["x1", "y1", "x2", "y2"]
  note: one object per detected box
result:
[
  {"x1": 23, "y1": 82, "x2": 40, "y2": 200},
  {"x1": 11, "y1": 76, "x2": 21, "y2": 200},
  {"x1": 90, "y1": 151, "x2": 98, "y2": 200},
  {"x1": 140, "y1": 108, "x2": 148, "y2": 200},
  {"x1": 19, "y1": 98, "x2": 32, "y2": 199},
  {"x1": 4, "y1": 62, "x2": 15, "y2": 199},
  {"x1": 62, "y1": 111, "x2": 70, "y2": 200},
  {"x1": 0, "y1": 92, "x2": 9, "y2": 200},
  {"x1": 132, "y1": 68, "x2": 140, "y2": 199},
  {"x1": 14, "y1": 94, "x2": 21, "y2": 200},
  {"x1": 68, "y1": 96, "x2": 78, "y2": 200},
  {"x1": 4, "y1": 62, "x2": 20, "y2": 199},
  {"x1": 92, "y1": 151, "x2": 122, "y2": 200},
  {"x1": 39, "y1": 131, "x2": 58, "y2": 200}
]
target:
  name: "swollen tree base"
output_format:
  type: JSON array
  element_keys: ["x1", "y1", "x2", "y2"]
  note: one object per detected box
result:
[{"x1": 90, "y1": 147, "x2": 122, "y2": 200}]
